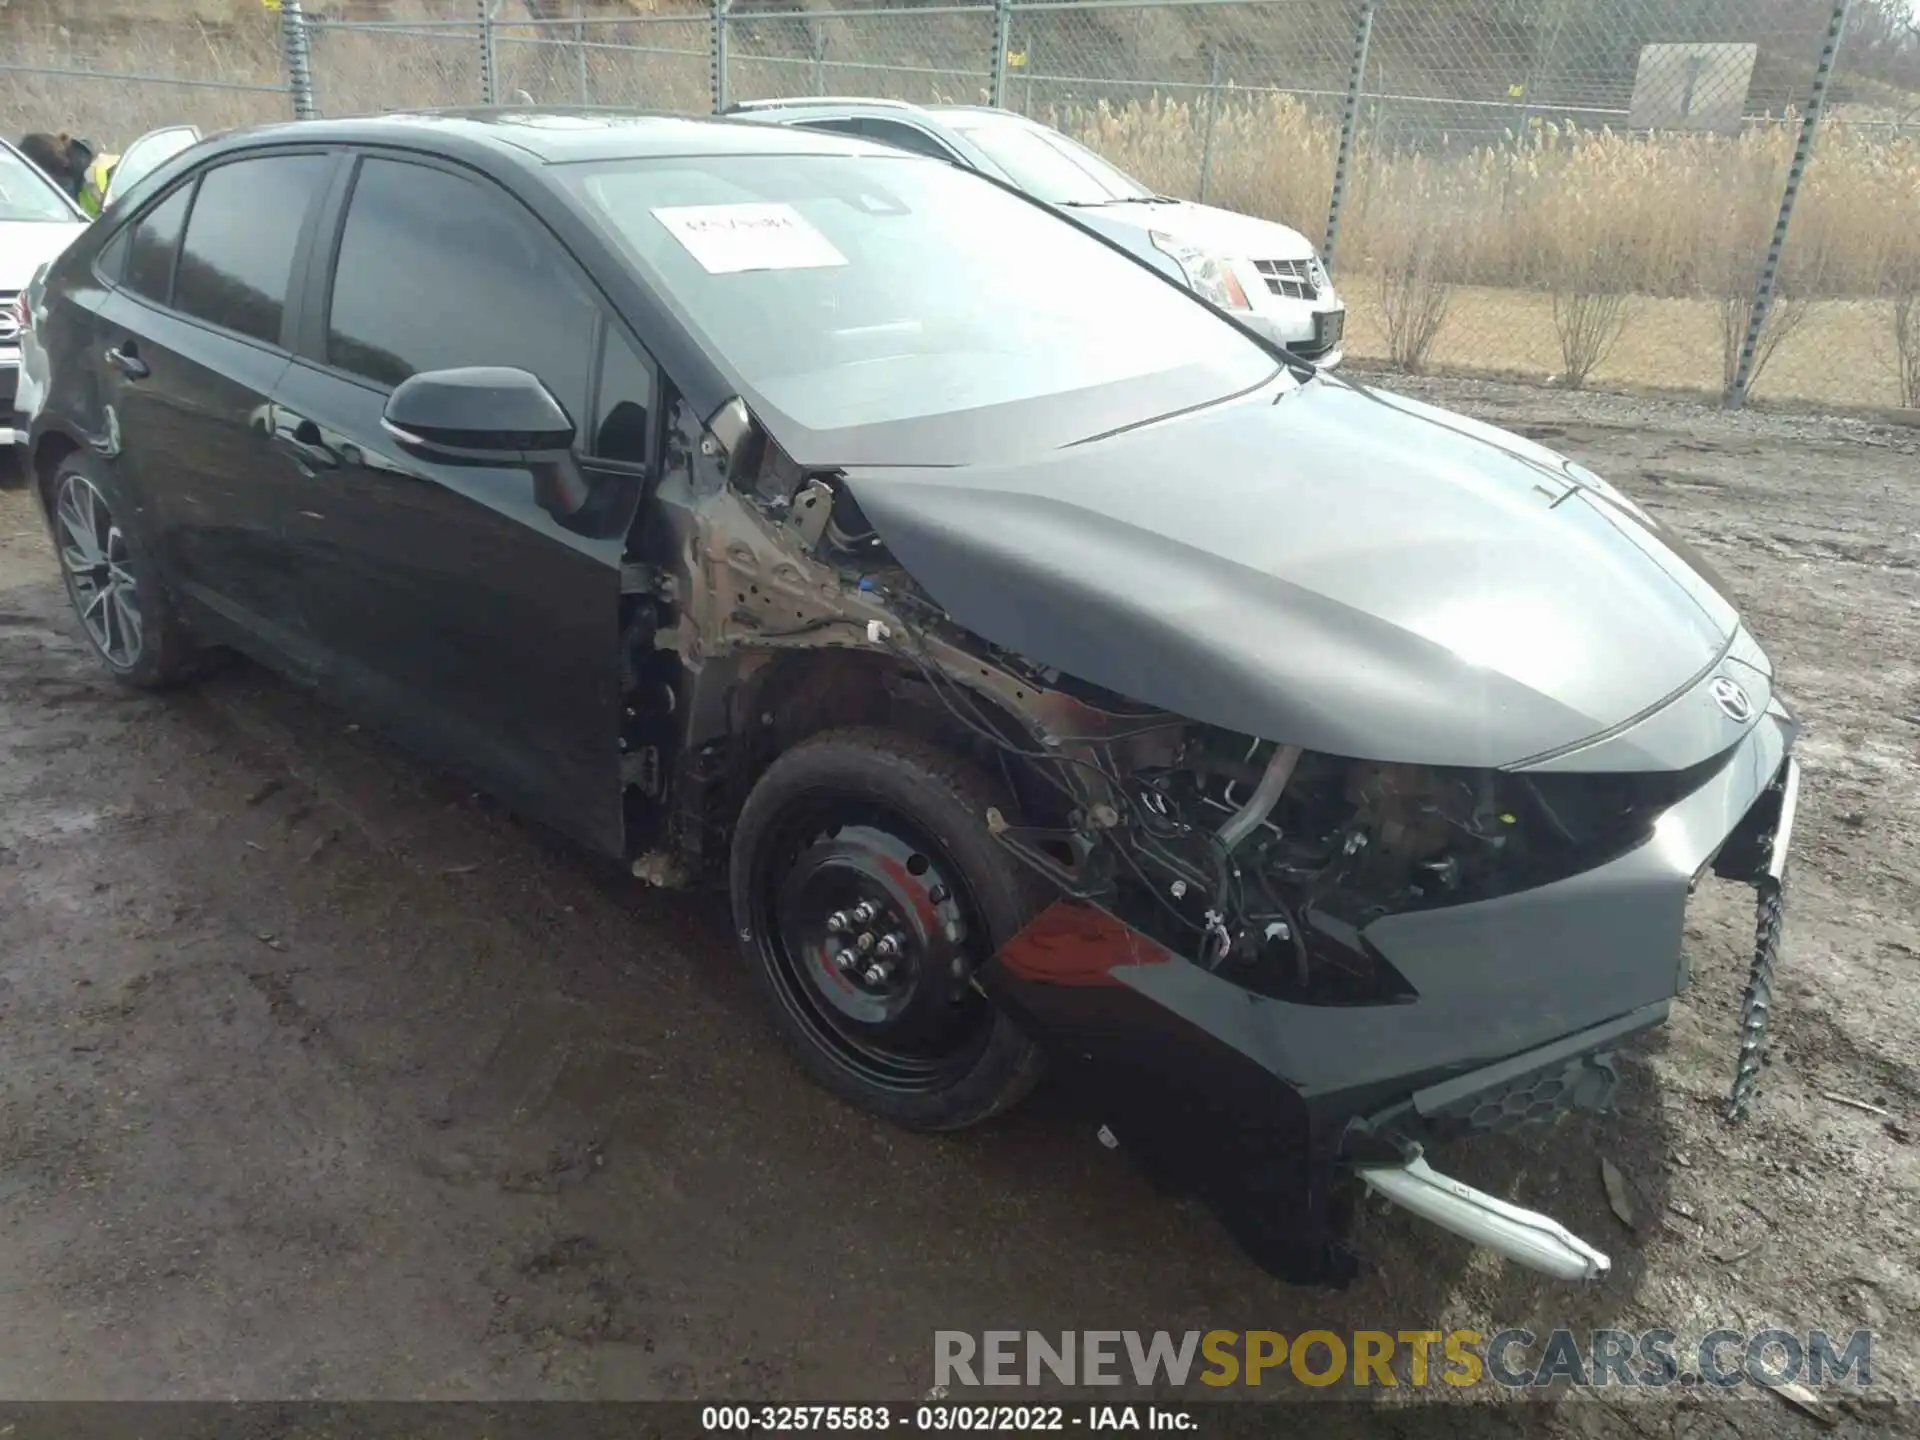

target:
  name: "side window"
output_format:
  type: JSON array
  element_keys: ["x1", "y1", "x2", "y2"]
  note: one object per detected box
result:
[
  {"x1": 860, "y1": 119, "x2": 957, "y2": 162},
  {"x1": 326, "y1": 158, "x2": 597, "y2": 430},
  {"x1": 96, "y1": 225, "x2": 131, "y2": 285},
  {"x1": 173, "y1": 154, "x2": 331, "y2": 346},
  {"x1": 593, "y1": 324, "x2": 654, "y2": 466},
  {"x1": 122, "y1": 184, "x2": 192, "y2": 305}
]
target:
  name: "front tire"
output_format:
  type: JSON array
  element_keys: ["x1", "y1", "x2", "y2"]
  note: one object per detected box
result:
[
  {"x1": 729, "y1": 727, "x2": 1047, "y2": 1131},
  {"x1": 47, "y1": 453, "x2": 201, "y2": 688}
]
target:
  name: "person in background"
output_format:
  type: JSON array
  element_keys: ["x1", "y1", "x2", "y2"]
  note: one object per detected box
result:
[{"x1": 16, "y1": 132, "x2": 118, "y2": 216}]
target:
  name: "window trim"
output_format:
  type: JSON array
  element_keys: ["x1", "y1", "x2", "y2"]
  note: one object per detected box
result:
[{"x1": 106, "y1": 147, "x2": 344, "y2": 357}]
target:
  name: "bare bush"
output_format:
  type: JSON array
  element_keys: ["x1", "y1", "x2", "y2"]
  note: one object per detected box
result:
[
  {"x1": 1377, "y1": 239, "x2": 1453, "y2": 374},
  {"x1": 1550, "y1": 289, "x2": 1634, "y2": 388},
  {"x1": 1717, "y1": 286, "x2": 1819, "y2": 401},
  {"x1": 1885, "y1": 251, "x2": 1920, "y2": 409},
  {"x1": 1710, "y1": 217, "x2": 1830, "y2": 403},
  {"x1": 1894, "y1": 293, "x2": 1920, "y2": 409}
]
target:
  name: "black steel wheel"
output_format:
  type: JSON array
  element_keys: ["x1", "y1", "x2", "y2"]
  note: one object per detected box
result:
[
  {"x1": 46, "y1": 453, "x2": 202, "y2": 688},
  {"x1": 730, "y1": 727, "x2": 1046, "y2": 1130}
]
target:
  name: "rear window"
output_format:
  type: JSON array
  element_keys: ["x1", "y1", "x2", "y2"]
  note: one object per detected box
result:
[{"x1": 562, "y1": 152, "x2": 1272, "y2": 450}]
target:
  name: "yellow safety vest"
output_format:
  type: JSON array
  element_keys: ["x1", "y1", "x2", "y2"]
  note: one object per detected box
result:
[{"x1": 78, "y1": 153, "x2": 119, "y2": 218}]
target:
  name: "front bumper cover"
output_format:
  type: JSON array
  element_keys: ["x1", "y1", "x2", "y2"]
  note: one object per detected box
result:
[{"x1": 984, "y1": 714, "x2": 1799, "y2": 1285}]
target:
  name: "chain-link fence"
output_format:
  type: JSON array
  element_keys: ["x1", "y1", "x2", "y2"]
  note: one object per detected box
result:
[{"x1": 4, "y1": 0, "x2": 1917, "y2": 409}]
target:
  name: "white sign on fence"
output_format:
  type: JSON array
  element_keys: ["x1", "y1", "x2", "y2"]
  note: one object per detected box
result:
[{"x1": 1628, "y1": 43, "x2": 1758, "y2": 134}]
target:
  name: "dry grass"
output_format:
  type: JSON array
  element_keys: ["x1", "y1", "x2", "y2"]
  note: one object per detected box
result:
[
  {"x1": 4, "y1": 17, "x2": 1917, "y2": 407},
  {"x1": 1060, "y1": 94, "x2": 1919, "y2": 302},
  {"x1": 1341, "y1": 285, "x2": 1911, "y2": 409}
]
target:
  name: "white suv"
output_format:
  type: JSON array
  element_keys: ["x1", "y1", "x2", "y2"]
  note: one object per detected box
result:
[{"x1": 729, "y1": 98, "x2": 1345, "y2": 366}]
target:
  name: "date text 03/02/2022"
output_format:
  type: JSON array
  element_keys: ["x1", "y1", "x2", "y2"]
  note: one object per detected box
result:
[{"x1": 700, "y1": 1406, "x2": 1197, "y2": 1431}]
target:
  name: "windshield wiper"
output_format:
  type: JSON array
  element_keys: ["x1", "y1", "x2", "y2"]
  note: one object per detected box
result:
[{"x1": 1060, "y1": 194, "x2": 1178, "y2": 207}]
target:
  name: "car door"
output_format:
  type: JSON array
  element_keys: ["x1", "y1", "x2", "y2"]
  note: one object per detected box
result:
[
  {"x1": 272, "y1": 152, "x2": 649, "y2": 855},
  {"x1": 102, "y1": 125, "x2": 203, "y2": 211},
  {"x1": 93, "y1": 150, "x2": 338, "y2": 664}
]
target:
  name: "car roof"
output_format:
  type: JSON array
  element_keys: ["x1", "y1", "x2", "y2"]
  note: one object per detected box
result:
[
  {"x1": 730, "y1": 98, "x2": 1025, "y2": 130},
  {"x1": 186, "y1": 107, "x2": 898, "y2": 167}
]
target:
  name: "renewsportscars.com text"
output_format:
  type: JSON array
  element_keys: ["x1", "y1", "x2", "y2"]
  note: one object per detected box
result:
[{"x1": 933, "y1": 1328, "x2": 1875, "y2": 1391}]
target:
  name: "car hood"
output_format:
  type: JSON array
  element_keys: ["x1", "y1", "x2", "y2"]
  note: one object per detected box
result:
[
  {"x1": 1071, "y1": 198, "x2": 1317, "y2": 260},
  {"x1": 0, "y1": 220, "x2": 88, "y2": 290},
  {"x1": 841, "y1": 378, "x2": 1745, "y2": 770}
]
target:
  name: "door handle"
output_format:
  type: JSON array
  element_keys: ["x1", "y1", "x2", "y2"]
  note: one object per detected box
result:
[
  {"x1": 271, "y1": 414, "x2": 342, "y2": 473},
  {"x1": 105, "y1": 343, "x2": 149, "y2": 380}
]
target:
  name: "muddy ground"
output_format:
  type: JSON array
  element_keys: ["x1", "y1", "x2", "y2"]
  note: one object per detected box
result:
[{"x1": 1, "y1": 375, "x2": 1916, "y2": 1435}]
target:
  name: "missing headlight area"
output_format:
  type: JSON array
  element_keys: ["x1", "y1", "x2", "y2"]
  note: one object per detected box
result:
[{"x1": 991, "y1": 724, "x2": 1735, "y2": 1007}]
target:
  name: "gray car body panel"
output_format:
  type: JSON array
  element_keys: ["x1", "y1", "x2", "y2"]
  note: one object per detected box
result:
[{"x1": 843, "y1": 376, "x2": 1753, "y2": 771}]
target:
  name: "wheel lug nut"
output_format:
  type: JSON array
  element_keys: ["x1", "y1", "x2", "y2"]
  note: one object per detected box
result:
[
  {"x1": 826, "y1": 911, "x2": 848, "y2": 934},
  {"x1": 834, "y1": 949, "x2": 858, "y2": 971},
  {"x1": 876, "y1": 933, "x2": 904, "y2": 958},
  {"x1": 864, "y1": 963, "x2": 888, "y2": 986},
  {"x1": 851, "y1": 901, "x2": 877, "y2": 924},
  {"x1": 856, "y1": 932, "x2": 875, "y2": 952}
]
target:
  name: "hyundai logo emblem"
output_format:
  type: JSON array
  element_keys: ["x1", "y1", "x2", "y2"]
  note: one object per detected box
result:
[{"x1": 1710, "y1": 676, "x2": 1754, "y2": 723}]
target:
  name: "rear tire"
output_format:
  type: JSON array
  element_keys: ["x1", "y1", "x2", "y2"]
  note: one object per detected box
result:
[
  {"x1": 729, "y1": 727, "x2": 1047, "y2": 1131},
  {"x1": 46, "y1": 452, "x2": 203, "y2": 689}
]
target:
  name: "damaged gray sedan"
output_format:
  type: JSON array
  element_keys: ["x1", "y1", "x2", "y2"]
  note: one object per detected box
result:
[{"x1": 19, "y1": 111, "x2": 1799, "y2": 1287}]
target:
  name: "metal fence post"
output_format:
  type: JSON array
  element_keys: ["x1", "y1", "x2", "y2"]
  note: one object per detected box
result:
[
  {"x1": 811, "y1": 23, "x2": 828, "y2": 97},
  {"x1": 989, "y1": 0, "x2": 1012, "y2": 109},
  {"x1": 576, "y1": 1, "x2": 590, "y2": 106},
  {"x1": 478, "y1": 0, "x2": 499, "y2": 105},
  {"x1": 1197, "y1": 48, "x2": 1223, "y2": 204},
  {"x1": 1322, "y1": 0, "x2": 1375, "y2": 271},
  {"x1": 710, "y1": 0, "x2": 731, "y2": 113},
  {"x1": 280, "y1": 0, "x2": 316, "y2": 120},
  {"x1": 1728, "y1": 0, "x2": 1853, "y2": 409}
]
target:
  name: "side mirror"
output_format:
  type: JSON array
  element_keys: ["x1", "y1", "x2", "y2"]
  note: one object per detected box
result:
[{"x1": 381, "y1": 366, "x2": 575, "y2": 464}]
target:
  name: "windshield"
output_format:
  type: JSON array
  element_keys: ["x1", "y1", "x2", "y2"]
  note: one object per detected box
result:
[
  {"x1": 944, "y1": 115, "x2": 1153, "y2": 206},
  {"x1": 563, "y1": 153, "x2": 1274, "y2": 457},
  {"x1": 0, "y1": 145, "x2": 79, "y2": 222}
]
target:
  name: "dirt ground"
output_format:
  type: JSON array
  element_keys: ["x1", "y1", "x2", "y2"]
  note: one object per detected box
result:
[{"x1": 1, "y1": 375, "x2": 1916, "y2": 1434}]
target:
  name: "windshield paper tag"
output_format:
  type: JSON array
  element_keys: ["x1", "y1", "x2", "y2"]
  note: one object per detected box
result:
[{"x1": 651, "y1": 203, "x2": 848, "y2": 274}]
